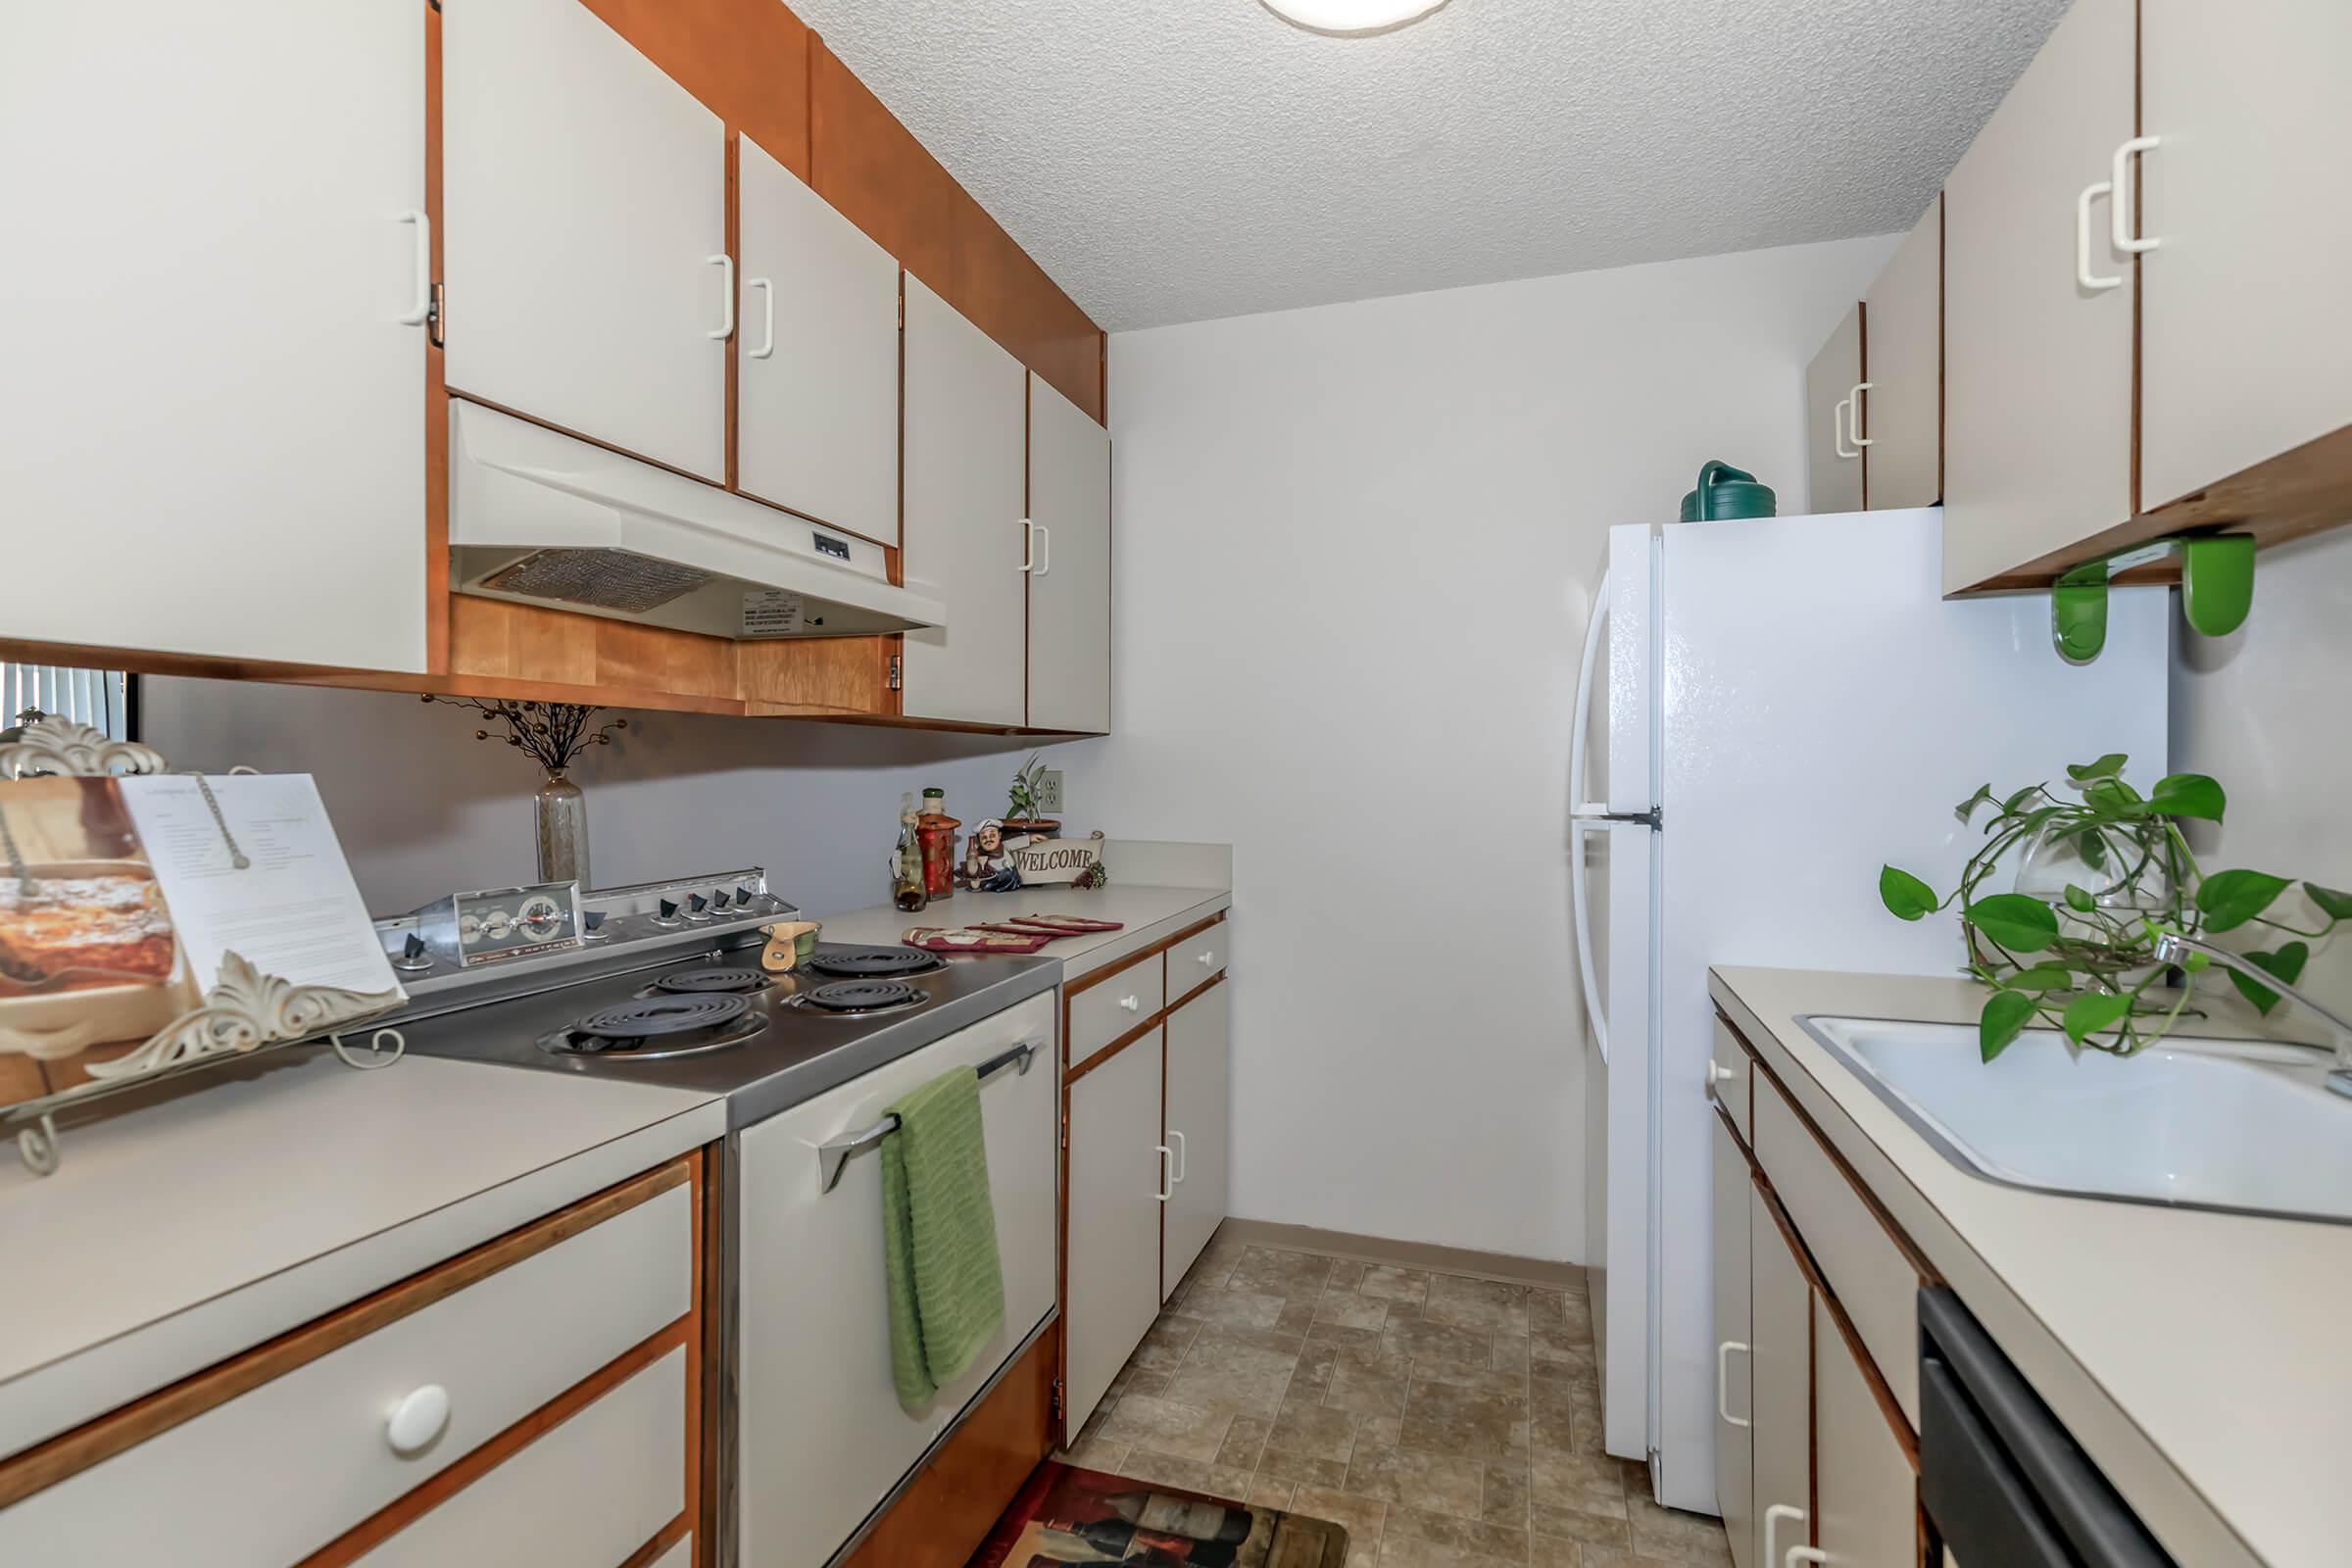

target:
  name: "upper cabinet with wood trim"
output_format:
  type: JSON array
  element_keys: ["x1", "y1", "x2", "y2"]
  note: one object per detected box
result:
[
  {"x1": 1940, "y1": 0, "x2": 2134, "y2": 595},
  {"x1": 1805, "y1": 304, "x2": 1865, "y2": 514},
  {"x1": 735, "y1": 132, "x2": 901, "y2": 544},
  {"x1": 1026, "y1": 374, "x2": 1113, "y2": 735},
  {"x1": 2137, "y1": 2, "x2": 2352, "y2": 515},
  {"x1": 5, "y1": 2, "x2": 428, "y2": 673},
  {"x1": 442, "y1": 0, "x2": 730, "y2": 481},
  {"x1": 1862, "y1": 195, "x2": 1942, "y2": 512},
  {"x1": 900, "y1": 277, "x2": 1029, "y2": 728}
]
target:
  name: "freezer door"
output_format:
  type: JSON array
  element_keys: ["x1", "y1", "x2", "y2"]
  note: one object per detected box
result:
[
  {"x1": 1644, "y1": 505, "x2": 2167, "y2": 1514},
  {"x1": 1605, "y1": 523, "x2": 1656, "y2": 817},
  {"x1": 1576, "y1": 812, "x2": 1655, "y2": 1468}
]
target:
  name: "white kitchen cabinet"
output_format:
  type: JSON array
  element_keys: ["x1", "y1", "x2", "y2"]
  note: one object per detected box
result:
[
  {"x1": 735, "y1": 133, "x2": 901, "y2": 543},
  {"x1": 1063, "y1": 1033, "x2": 1166, "y2": 1436},
  {"x1": 900, "y1": 276, "x2": 1028, "y2": 727},
  {"x1": 1805, "y1": 305, "x2": 1865, "y2": 514},
  {"x1": 1750, "y1": 1186, "x2": 1814, "y2": 1568},
  {"x1": 4, "y1": 2, "x2": 425, "y2": 672},
  {"x1": 1160, "y1": 981, "x2": 1230, "y2": 1298},
  {"x1": 1812, "y1": 1298, "x2": 1919, "y2": 1568},
  {"x1": 2138, "y1": 1, "x2": 2352, "y2": 513},
  {"x1": 1025, "y1": 373, "x2": 1113, "y2": 734},
  {"x1": 443, "y1": 0, "x2": 727, "y2": 480},
  {"x1": 1941, "y1": 0, "x2": 2135, "y2": 593},
  {"x1": 1863, "y1": 196, "x2": 1942, "y2": 512},
  {"x1": 1711, "y1": 1117, "x2": 1754, "y2": 1568}
]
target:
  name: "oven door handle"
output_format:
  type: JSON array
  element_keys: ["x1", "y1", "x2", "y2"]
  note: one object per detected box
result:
[{"x1": 815, "y1": 1038, "x2": 1042, "y2": 1194}]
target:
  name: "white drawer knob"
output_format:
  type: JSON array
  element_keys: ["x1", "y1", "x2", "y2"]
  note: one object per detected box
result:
[
  {"x1": 1706, "y1": 1058, "x2": 1739, "y2": 1087},
  {"x1": 385, "y1": 1384, "x2": 452, "y2": 1456},
  {"x1": 1197, "y1": 950, "x2": 1213, "y2": 965},
  {"x1": 1119, "y1": 994, "x2": 1141, "y2": 1012}
]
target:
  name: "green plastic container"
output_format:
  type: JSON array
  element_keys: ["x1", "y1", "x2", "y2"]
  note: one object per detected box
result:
[{"x1": 1679, "y1": 461, "x2": 1777, "y2": 522}]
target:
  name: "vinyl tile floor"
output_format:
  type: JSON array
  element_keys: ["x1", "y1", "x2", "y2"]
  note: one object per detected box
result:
[{"x1": 1054, "y1": 1233, "x2": 1733, "y2": 1568}]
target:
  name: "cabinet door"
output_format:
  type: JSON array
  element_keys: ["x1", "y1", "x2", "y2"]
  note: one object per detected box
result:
[
  {"x1": 1161, "y1": 981, "x2": 1230, "y2": 1298},
  {"x1": 1941, "y1": 0, "x2": 2134, "y2": 592},
  {"x1": 1063, "y1": 1034, "x2": 1166, "y2": 1436},
  {"x1": 1813, "y1": 1297, "x2": 1919, "y2": 1568},
  {"x1": 1751, "y1": 1187, "x2": 1813, "y2": 1568},
  {"x1": 2140, "y1": 2, "x2": 2352, "y2": 512},
  {"x1": 900, "y1": 275, "x2": 1027, "y2": 726},
  {"x1": 1026, "y1": 373, "x2": 1113, "y2": 734},
  {"x1": 1712, "y1": 1118, "x2": 1755, "y2": 1568},
  {"x1": 1805, "y1": 306, "x2": 1865, "y2": 514},
  {"x1": 1863, "y1": 197, "x2": 1942, "y2": 512},
  {"x1": 443, "y1": 0, "x2": 727, "y2": 480},
  {"x1": 736, "y1": 133, "x2": 900, "y2": 543},
  {"x1": 5, "y1": 2, "x2": 425, "y2": 671}
]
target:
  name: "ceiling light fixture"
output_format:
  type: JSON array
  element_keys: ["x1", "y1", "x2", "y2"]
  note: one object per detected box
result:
[{"x1": 1262, "y1": 0, "x2": 1448, "y2": 36}]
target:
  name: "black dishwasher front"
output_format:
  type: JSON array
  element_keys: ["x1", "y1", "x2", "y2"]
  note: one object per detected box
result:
[{"x1": 1918, "y1": 1289, "x2": 2175, "y2": 1568}]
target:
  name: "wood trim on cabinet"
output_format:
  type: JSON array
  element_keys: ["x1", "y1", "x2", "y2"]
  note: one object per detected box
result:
[
  {"x1": 1066, "y1": 1013, "x2": 1163, "y2": 1085},
  {"x1": 620, "y1": 1517, "x2": 696, "y2": 1568},
  {"x1": 1062, "y1": 942, "x2": 1161, "y2": 1001},
  {"x1": 578, "y1": 0, "x2": 811, "y2": 179},
  {"x1": 1167, "y1": 964, "x2": 1227, "y2": 1019},
  {"x1": 1858, "y1": 298, "x2": 1870, "y2": 512},
  {"x1": 0, "y1": 1157, "x2": 693, "y2": 1510}
]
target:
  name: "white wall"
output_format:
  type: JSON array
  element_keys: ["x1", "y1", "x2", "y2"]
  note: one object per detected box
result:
[
  {"x1": 2171, "y1": 525, "x2": 2352, "y2": 1016},
  {"x1": 139, "y1": 678, "x2": 1051, "y2": 918},
  {"x1": 1058, "y1": 235, "x2": 1897, "y2": 1262}
]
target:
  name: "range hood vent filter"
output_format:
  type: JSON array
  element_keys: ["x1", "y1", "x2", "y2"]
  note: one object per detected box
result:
[{"x1": 479, "y1": 548, "x2": 712, "y2": 613}]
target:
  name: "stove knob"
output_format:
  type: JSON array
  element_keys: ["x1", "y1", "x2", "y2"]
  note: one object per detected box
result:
[
  {"x1": 584, "y1": 910, "x2": 606, "y2": 932},
  {"x1": 738, "y1": 884, "x2": 759, "y2": 906},
  {"x1": 710, "y1": 889, "x2": 731, "y2": 909},
  {"x1": 393, "y1": 933, "x2": 433, "y2": 973},
  {"x1": 659, "y1": 899, "x2": 680, "y2": 921},
  {"x1": 688, "y1": 894, "x2": 709, "y2": 913}
]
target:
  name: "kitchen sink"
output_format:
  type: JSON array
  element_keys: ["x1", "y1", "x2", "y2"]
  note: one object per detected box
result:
[{"x1": 1799, "y1": 1015, "x2": 2352, "y2": 1226}]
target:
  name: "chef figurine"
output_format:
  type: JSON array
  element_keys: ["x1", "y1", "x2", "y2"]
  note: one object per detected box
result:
[{"x1": 958, "y1": 817, "x2": 1024, "y2": 893}]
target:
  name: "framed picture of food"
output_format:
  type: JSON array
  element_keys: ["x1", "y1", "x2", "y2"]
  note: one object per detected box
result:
[{"x1": 0, "y1": 776, "x2": 201, "y2": 1110}]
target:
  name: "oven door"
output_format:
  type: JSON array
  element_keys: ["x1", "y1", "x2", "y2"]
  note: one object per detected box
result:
[{"x1": 733, "y1": 991, "x2": 1058, "y2": 1567}]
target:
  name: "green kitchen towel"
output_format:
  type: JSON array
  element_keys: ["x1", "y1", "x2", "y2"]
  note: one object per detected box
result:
[{"x1": 880, "y1": 1064, "x2": 1006, "y2": 1408}]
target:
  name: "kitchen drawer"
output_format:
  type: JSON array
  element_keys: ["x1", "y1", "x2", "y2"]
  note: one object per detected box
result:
[
  {"x1": 354, "y1": 1346, "x2": 685, "y2": 1568},
  {"x1": 1709, "y1": 1015, "x2": 1753, "y2": 1144},
  {"x1": 0, "y1": 1180, "x2": 691, "y2": 1567},
  {"x1": 1754, "y1": 1072, "x2": 1923, "y2": 1429},
  {"x1": 1069, "y1": 956, "x2": 1163, "y2": 1066},
  {"x1": 1165, "y1": 917, "x2": 1229, "y2": 1003}
]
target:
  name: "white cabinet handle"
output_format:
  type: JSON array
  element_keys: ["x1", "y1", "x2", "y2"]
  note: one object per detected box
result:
[
  {"x1": 1847, "y1": 380, "x2": 1874, "y2": 447},
  {"x1": 385, "y1": 1384, "x2": 451, "y2": 1456},
  {"x1": 746, "y1": 276, "x2": 775, "y2": 359},
  {"x1": 1155, "y1": 1145, "x2": 1173, "y2": 1201},
  {"x1": 395, "y1": 211, "x2": 431, "y2": 326},
  {"x1": 2111, "y1": 135, "x2": 2162, "y2": 254},
  {"x1": 1786, "y1": 1551, "x2": 1828, "y2": 1568},
  {"x1": 706, "y1": 254, "x2": 734, "y2": 340},
  {"x1": 1763, "y1": 1504, "x2": 1806, "y2": 1568},
  {"x1": 1119, "y1": 994, "x2": 1141, "y2": 1012},
  {"x1": 1035, "y1": 521, "x2": 1052, "y2": 577},
  {"x1": 1197, "y1": 949, "x2": 1215, "y2": 965},
  {"x1": 1716, "y1": 1341, "x2": 1751, "y2": 1428},
  {"x1": 2077, "y1": 181, "x2": 2122, "y2": 291},
  {"x1": 1020, "y1": 518, "x2": 1038, "y2": 573},
  {"x1": 1169, "y1": 1128, "x2": 1188, "y2": 1183},
  {"x1": 1833, "y1": 397, "x2": 1858, "y2": 460},
  {"x1": 1706, "y1": 1058, "x2": 1740, "y2": 1090}
]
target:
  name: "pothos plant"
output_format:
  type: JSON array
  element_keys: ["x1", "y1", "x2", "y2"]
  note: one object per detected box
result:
[{"x1": 1879, "y1": 754, "x2": 2352, "y2": 1062}]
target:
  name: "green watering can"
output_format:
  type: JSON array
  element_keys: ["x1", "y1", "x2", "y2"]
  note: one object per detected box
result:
[{"x1": 1679, "y1": 461, "x2": 1777, "y2": 522}]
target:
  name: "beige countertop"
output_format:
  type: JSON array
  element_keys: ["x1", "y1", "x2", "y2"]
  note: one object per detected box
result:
[
  {"x1": 815, "y1": 881, "x2": 1230, "y2": 981},
  {"x1": 1711, "y1": 965, "x2": 2350, "y2": 1568},
  {"x1": 0, "y1": 1051, "x2": 722, "y2": 1461}
]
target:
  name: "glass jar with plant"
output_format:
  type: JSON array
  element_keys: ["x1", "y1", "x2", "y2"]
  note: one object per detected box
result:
[
  {"x1": 1878, "y1": 754, "x2": 2351, "y2": 1061},
  {"x1": 424, "y1": 696, "x2": 626, "y2": 889}
]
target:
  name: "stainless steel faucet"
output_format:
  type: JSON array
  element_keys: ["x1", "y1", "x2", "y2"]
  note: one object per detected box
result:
[{"x1": 2152, "y1": 932, "x2": 2352, "y2": 1100}]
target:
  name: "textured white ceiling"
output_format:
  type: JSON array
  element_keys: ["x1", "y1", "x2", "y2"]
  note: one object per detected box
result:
[{"x1": 788, "y1": 0, "x2": 2068, "y2": 331}]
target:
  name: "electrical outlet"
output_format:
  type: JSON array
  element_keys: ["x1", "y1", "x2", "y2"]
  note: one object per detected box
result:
[{"x1": 1037, "y1": 768, "x2": 1064, "y2": 814}]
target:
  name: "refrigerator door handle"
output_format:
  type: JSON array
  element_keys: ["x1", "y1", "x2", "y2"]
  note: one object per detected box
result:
[
  {"x1": 1570, "y1": 571, "x2": 1610, "y2": 816},
  {"x1": 1571, "y1": 816, "x2": 1608, "y2": 1062}
]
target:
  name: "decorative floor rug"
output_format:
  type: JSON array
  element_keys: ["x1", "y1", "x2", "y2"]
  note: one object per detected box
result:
[{"x1": 969, "y1": 1460, "x2": 1350, "y2": 1567}]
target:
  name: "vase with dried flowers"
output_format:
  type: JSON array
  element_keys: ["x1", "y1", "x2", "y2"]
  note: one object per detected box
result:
[{"x1": 423, "y1": 696, "x2": 626, "y2": 888}]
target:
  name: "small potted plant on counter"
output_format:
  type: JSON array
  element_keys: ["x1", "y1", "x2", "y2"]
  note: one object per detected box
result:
[
  {"x1": 1001, "y1": 755, "x2": 1061, "y2": 842},
  {"x1": 1878, "y1": 754, "x2": 2350, "y2": 1061}
]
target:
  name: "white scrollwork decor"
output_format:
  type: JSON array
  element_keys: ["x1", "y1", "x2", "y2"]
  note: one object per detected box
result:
[
  {"x1": 0, "y1": 715, "x2": 168, "y2": 779},
  {"x1": 80, "y1": 952, "x2": 405, "y2": 1083}
]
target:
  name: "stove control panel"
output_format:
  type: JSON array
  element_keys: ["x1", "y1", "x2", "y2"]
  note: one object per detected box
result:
[{"x1": 452, "y1": 882, "x2": 583, "y2": 966}]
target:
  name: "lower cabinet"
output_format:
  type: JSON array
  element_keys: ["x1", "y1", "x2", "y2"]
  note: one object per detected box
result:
[
  {"x1": 1814, "y1": 1298, "x2": 1920, "y2": 1567},
  {"x1": 1750, "y1": 1179, "x2": 1815, "y2": 1568},
  {"x1": 1161, "y1": 978, "x2": 1231, "y2": 1295},
  {"x1": 1711, "y1": 1115, "x2": 1755, "y2": 1568},
  {"x1": 1063, "y1": 1026, "x2": 1167, "y2": 1436}
]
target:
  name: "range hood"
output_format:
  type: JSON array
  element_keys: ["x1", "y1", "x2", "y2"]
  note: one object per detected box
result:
[{"x1": 447, "y1": 400, "x2": 944, "y2": 640}]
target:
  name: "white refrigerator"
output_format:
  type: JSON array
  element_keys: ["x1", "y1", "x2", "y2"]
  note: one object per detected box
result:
[{"x1": 1570, "y1": 507, "x2": 2167, "y2": 1513}]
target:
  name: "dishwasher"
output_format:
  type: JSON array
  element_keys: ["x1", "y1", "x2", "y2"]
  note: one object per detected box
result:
[{"x1": 1917, "y1": 1289, "x2": 2175, "y2": 1567}]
